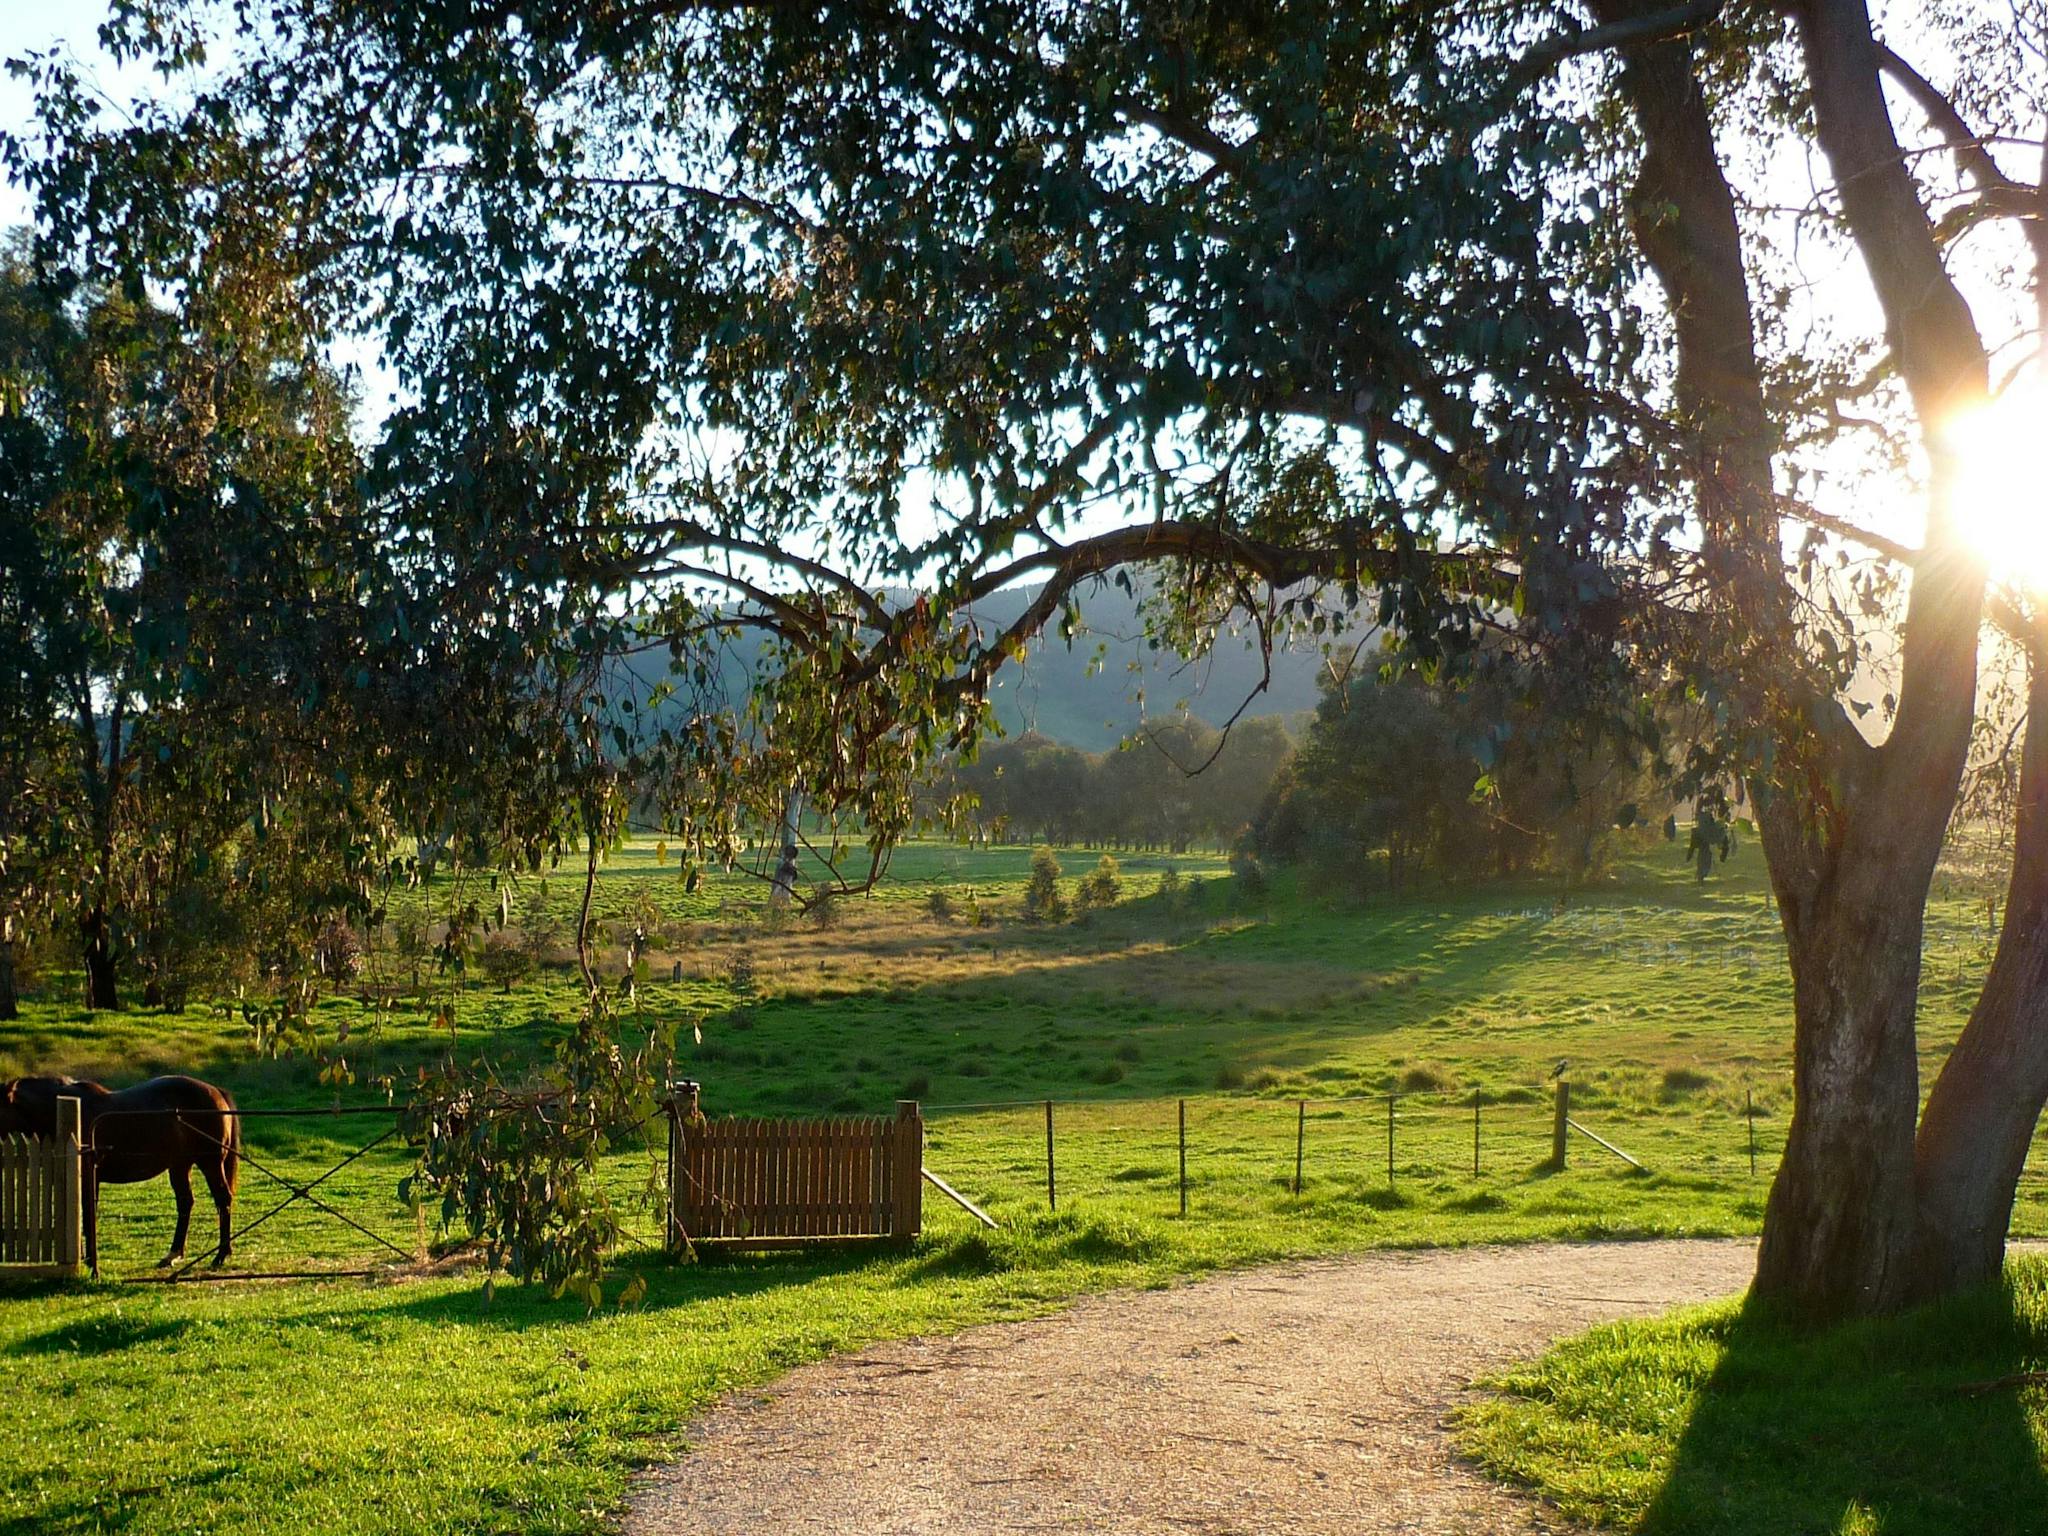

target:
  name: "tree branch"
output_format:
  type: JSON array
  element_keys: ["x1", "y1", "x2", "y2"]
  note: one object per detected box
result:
[
  {"x1": 1503, "y1": 0, "x2": 1725, "y2": 99},
  {"x1": 1874, "y1": 43, "x2": 2026, "y2": 200}
]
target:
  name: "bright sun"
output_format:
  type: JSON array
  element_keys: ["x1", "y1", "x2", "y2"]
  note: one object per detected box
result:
[{"x1": 1952, "y1": 373, "x2": 2048, "y2": 589}]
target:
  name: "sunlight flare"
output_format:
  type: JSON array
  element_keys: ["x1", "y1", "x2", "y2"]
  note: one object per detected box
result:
[{"x1": 1950, "y1": 372, "x2": 2048, "y2": 588}]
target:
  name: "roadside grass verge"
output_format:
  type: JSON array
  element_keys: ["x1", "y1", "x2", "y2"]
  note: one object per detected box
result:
[{"x1": 1459, "y1": 1260, "x2": 2048, "y2": 1535}]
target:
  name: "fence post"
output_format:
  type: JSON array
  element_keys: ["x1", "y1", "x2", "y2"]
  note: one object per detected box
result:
[
  {"x1": 663, "y1": 1092, "x2": 678, "y2": 1252},
  {"x1": 56, "y1": 1096, "x2": 82, "y2": 1275},
  {"x1": 894, "y1": 1100, "x2": 923, "y2": 1239},
  {"x1": 1746, "y1": 1089, "x2": 1757, "y2": 1178},
  {"x1": 1044, "y1": 1100, "x2": 1057, "y2": 1212},
  {"x1": 1177, "y1": 1099, "x2": 1188, "y2": 1217},
  {"x1": 1294, "y1": 1100, "x2": 1306, "y2": 1196},
  {"x1": 1551, "y1": 1079, "x2": 1570, "y2": 1171},
  {"x1": 1386, "y1": 1094, "x2": 1396, "y2": 1184},
  {"x1": 1472, "y1": 1092, "x2": 1481, "y2": 1178}
]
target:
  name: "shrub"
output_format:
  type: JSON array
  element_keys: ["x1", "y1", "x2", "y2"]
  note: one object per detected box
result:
[
  {"x1": 1023, "y1": 846, "x2": 1067, "y2": 922},
  {"x1": 926, "y1": 889, "x2": 954, "y2": 921},
  {"x1": 1229, "y1": 847, "x2": 1269, "y2": 903},
  {"x1": 478, "y1": 933, "x2": 535, "y2": 993},
  {"x1": 519, "y1": 894, "x2": 560, "y2": 968},
  {"x1": 314, "y1": 919, "x2": 365, "y2": 983},
  {"x1": 1399, "y1": 1063, "x2": 1454, "y2": 1094},
  {"x1": 1660, "y1": 1066, "x2": 1714, "y2": 1101},
  {"x1": 391, "y1": 913, "x2": 428, "y2": 987},
  {"x1": 726, "y1": 950, "x2": 757, "y2": 995},
  {"x1": 1074, "y1": 853, "x2": 1123, "y2": 911},
  {"x1": 807, "y1": 887, "x2": 841, "y2": 929}
]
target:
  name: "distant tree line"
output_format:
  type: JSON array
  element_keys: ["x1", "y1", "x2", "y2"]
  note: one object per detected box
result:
[
  {"x1": 1250, "y1": 667, "x2": 1655, "y2": 897},
  {"x1": 929, "y1": 715, "x2": 1295, "y2": 853}
]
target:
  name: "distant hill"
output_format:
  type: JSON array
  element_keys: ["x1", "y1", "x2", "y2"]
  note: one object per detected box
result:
[
  {"x1": 969, "y1": 581, "x2": 1352, "y2": 751},
  {"x1": 620, "y1": 579, "x2": 1363, "y2": 753}
]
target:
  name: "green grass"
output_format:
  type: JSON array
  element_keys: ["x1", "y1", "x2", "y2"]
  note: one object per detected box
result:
[
  {"x1": 0, "y1": 832, "x2": 2038, "y2": 1533},
  {"x1": 1459, "y1": 1263, "x2": 2048, "y2": 1535}
]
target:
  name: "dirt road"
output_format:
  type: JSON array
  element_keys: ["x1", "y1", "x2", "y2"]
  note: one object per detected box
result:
[{"x1": 627, "y1": 1238, "x2": 1753, "y2": 1535}]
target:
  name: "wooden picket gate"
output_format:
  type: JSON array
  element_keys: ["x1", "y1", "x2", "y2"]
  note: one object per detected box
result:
[
  {"x1": 667, "y1": 1099, "x2": 922, "y2": 1250},
  {"x1": 1, "y1": 1097, "x2": 83, "y2": 1277}
]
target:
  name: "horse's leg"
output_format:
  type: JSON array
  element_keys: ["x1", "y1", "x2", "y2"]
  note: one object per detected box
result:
[
  {"x1": 161, "y1": 1165, "x2": 193, "y2": 1267},
  {"x1": 83, "y1": 1164, "x2": 99, "y2": 1278},
  {"x1": 200, "y1": 1153, "x2": 234, "y2": 1268}
]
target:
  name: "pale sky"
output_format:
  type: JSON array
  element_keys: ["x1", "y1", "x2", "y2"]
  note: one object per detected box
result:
[{"x1": 0, "y1": 2, "x2": 151, "y2": 228}]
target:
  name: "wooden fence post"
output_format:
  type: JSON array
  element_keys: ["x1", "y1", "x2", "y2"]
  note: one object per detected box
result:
[
  {"x1": 1747, "y1": 1089, "x2": 1757, "y2": 1178},
  {"x1": 1472, "y1": 1092, "x2": 1481, "y2": 1178},
  {"x1": 894, "y1": 1100, "x2": 923, "y2": 1239},
  {"x1": 1177, "y1": 1099, "x2": 1188, "y2": 1217},
  {"x1": 663, "y1": 1095, "x2": 679, "y2": 1252},
  {"x1": 1551, "y1": 1079, "x2": 1570, "y2": 1171},
  {"x1": 1385, "y1": 1094, "x2": 1396, "y2": 1184},
  {"x1": 56, "y1": 1097, "x2": 81, "y2": 1275},
  {"x1": 1293, "y1": 1100, "x2": 1306, "y2": 1196},
  {"x1": 1043, "y1": 1100, "x2": 1056, "y2": 1212}
]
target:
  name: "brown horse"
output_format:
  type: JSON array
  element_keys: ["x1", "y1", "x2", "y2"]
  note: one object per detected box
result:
[{"x1": 0, "y1": 1075, "x2": 240, "y2": 1275}]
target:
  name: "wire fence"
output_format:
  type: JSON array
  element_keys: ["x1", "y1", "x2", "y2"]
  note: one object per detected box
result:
[
  {"x1": 66, "y1": 1078, "x2": 2048, "y2": 1280},
  {"x1": 917, "y1": 1084, "x2": 2048, "y2": 1218},
  {"x1": 920, "y1": 1089, "x2": 1598, "y2": 1216}
]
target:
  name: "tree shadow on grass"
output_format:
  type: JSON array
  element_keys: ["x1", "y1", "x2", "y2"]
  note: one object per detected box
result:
[
  {"x1": 0, "y1": 1465, "x2": 237, "y2": 1536},
  {"x1": 352, "y1": 1243, "x2": 901, "y2": 1334},
  {"x1": 1640, "y1": 1270, "x2": 2048, "y2": 1535},
  {"x1": 4, "y1": 1312, "x2": 191, "y2": 1357}
]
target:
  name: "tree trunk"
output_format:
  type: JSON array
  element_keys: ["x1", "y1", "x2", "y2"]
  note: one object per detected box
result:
[
  {"x1": 1753, "y1": 850, "x2": 1928, "y2": 1315},
  {"x1": 1598, "y1": 0, "x2": 1987, "y2": 1316},
  {"x1": 1912, "y1": 649, "x2": 2048, "y2": 1294},
  {"x1": 81, "y1": 906, "x2": 120, "y2": 1012},
  {"x1": 0, "y1": 915, "x2": 17, "y2": 1021},
  {"x1": 769, "y1": 786, "x2": 804, "y2": 912}
]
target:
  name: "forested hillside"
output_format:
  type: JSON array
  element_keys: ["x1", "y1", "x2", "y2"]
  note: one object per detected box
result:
[{"x1": 971, "y1": 581, "x2": 1342, "y2": 750}]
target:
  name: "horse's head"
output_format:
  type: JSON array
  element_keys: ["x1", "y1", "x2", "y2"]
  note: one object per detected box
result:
[
  {"x1": 0, "y1": 1076, "x2": 88, "y2": 1137},
  {"x1": 0, "y1": 1078, "x2": 35, "y2": 1137}
]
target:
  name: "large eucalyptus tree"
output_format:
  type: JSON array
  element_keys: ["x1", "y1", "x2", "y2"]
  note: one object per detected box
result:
[
  {"x1": 0, "y1": 237, "x2": 392, "y2": 1010},
  {"x1": 13, "y1": 0, "x2": 2046, "y2": 1315}
]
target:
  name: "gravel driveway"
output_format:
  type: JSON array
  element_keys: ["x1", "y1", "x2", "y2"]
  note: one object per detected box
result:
[{"x1": 627, "y1": 1239, "x2": 1754, "y2": 1535}]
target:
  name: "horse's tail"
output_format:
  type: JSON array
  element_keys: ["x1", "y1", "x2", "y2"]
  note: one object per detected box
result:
[{"x1": 219, "y1": 1090, "x2": 240, "y2": 1199}]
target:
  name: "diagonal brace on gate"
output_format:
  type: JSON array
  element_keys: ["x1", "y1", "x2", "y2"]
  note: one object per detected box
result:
[{"x1": 165, "y1": 1121, "x2": 413, "y2": 1279}]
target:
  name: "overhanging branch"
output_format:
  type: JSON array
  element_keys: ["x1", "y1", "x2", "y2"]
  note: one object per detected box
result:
[{"x1": 1502, "y1": 0, "x2": 1724, "y2": 100}]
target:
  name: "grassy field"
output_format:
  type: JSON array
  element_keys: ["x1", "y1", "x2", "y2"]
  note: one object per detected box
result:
[
  {"x1": 0, "y1": 832, "x2": 2037, "y2": 1533},
  {"x1": 1460, "y1": 1267, "x2": 2048, "y2": 1535}
]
